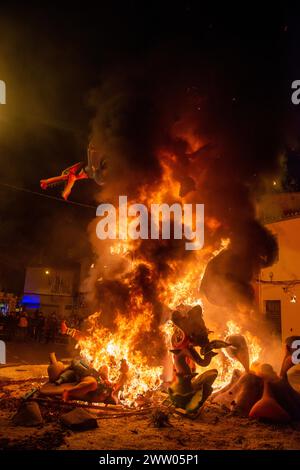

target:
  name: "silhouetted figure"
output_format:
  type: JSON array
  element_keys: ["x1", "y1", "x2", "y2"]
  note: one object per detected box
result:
[
  {"x1": 27, "y1": 311, "x2": 36, "y2": 339},
  {"x1": 7, "y1": 312, "x2": 17, "y2": 341},
  {"x1": 18, "y1": 312, "x2": 28, "y2": 342},
  {"x1": 45, "y1": 312, "x2": 58, "y2": 343},
  {"x1": 35, "y1": 311, "x2": 45, "y2": 342},
  {"x1": 29, "y1": 309, "x2": 39, "y2": 340}
]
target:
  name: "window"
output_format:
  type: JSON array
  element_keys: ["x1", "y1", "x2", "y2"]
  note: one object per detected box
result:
[{"x1": 265, "y1": 300, "x2": 282, "y2": 336}]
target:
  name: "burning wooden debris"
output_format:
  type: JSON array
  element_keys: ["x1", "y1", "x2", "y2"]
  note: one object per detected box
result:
[
  {"x1": 2, "y1": 307, "x2": 300, "y2": 433},
  {"x1": 35, "y1": 313, "x2": 300, "y2": 426}
]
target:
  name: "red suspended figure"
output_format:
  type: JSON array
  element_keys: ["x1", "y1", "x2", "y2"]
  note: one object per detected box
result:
[{"x1": 40, "y1": 144, "x2": 107, "y2": 200}]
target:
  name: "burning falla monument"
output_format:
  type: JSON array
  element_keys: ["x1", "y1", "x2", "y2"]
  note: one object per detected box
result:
[{"x1": 37, "y1": 48, "x2": 300, "y2": 422}]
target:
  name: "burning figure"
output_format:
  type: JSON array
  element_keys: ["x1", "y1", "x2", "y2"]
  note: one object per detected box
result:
[
  {"x1": 40, "y1": 144, "x2": 107, "y2": 200},
  {"x1": 44, "y1": 321, "x2": 128, "y2": 404},
  {"x1": 168, "y1": 305, "x2": 230, "y2": 414}
]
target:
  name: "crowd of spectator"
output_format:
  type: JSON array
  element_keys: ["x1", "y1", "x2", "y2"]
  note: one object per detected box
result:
[{"x1": 0, "y1": 310, "x2": 83, "y2": 343}]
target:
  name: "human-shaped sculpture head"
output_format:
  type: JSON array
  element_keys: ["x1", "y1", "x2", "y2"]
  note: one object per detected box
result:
[{"x1": 171, "y1": 304, "x2": 210, "y2": 348}]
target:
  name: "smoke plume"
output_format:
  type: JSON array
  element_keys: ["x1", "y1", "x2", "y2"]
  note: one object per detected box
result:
[{"x1": 86, "y1": 37, "x2": 284, "y2": 359}]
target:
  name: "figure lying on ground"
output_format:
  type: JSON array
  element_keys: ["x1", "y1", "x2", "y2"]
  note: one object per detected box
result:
[{"x1": 44, "y1": 321, "x2": 128, "y2": 404}]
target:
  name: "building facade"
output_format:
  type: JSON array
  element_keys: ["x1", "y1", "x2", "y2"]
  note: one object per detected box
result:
[
  {"x1": 258, "y1": 193, "x2": 300, "y2": 342},
  {"x1": 23, "y1": 266, "x2": 79, "y2": 317}
]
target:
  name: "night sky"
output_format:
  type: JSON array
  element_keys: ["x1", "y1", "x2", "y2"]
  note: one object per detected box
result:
[{"x1": 0, "y1": 3, "x2": 299, "y2": 293}]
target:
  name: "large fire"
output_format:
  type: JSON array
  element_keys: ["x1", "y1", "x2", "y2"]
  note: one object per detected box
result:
[
  {"x1": 212, "y1": 320, "x2": 262, "y2": 389},
  {"x1": 79, "y1": 144, "x2": 263, "y2": 406},
  {"x1": 76, "y1": 305, "x2": 262, "y2": 405},
  {"x1": 76, "y1": 308, "x2": 163, "y2": 407}
]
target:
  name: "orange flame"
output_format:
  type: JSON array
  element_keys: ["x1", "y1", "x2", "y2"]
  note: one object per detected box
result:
[
  {"x1": 82, "y1": 147, "x2": 262, "y2": 405},
  {"x1": 77, "y1": 310, "x2": 162, "y2": 406},
  {"x1": 211, "y1": 320, "x2": 262, "y2": 389}
]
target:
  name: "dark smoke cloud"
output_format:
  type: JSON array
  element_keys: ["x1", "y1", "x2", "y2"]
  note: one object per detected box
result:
[
  {"x1": 200, "y1": 222, "x2": 278, "y2": 309},
  {"x1": 89, "y1": 29, "x2": 285, "y2": 321},
  {"x1": 0, "y1": 13, "x2": 95, "y2": 291},
  {"x1": 0, "y1": 5, "x2": 287, "y2": 312}
]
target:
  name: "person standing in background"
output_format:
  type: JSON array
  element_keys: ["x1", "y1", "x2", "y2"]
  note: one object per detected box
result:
[
  {"x1": 45, "y1": 312, "x2": 58, "y2": 343},
  {"x1": 18, "y1": 311, "x2": 28, "y2": 342},
  {"x1": 7, "y1": 311, "x2": 17, "y2": 341},
  {"x1": 35, "y1": 311, "x2": 45, "y2": 342}
]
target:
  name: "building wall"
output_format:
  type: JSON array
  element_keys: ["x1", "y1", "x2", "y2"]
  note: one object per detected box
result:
[
  {"x1": 259, "y1": 217, "x2": 300, "y2": 341},
  {"x1": 24, "y1": 267, "x2": 74, "y2": 296},
  {"x1": 23, "y1": 266, "x2": 76, "y2": 317},
  {"x1": 258, "y1": 192, "x2": 300, "y2": 223}
]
